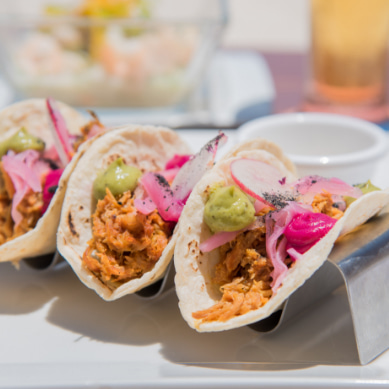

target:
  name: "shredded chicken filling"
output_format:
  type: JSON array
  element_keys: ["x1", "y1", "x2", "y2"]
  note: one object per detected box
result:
[
  {"x1": 193, "y1": 192, "x2": 344, "y2": 323},
  {"x1": 193, "y1": 225, "x2": 275, "y2": 322},
  {"x1": 83, "y1": 188, "x2": 173, "y2": 290},
  {"x1": 311, "y1": 191, "x2": 344, "y2": 220},
  {"x1": 0, "y1": 165, "x2": 43, "y2": 245},
  {"x1": 73, "y1": 114, "x2": 105, "y2": 152}
]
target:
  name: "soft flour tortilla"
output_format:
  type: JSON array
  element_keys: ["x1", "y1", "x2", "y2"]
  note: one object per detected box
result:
[
  {"x1": 174, "y1": 147, "x2": 389, "y2": 332},
  {"x1": 0, "y1": 99, "x2": 89, "y2": 264},
  {"x1": 57, "y1": 124, "x2": 191, "y2": 301},
  {"x1": 0, "y1": 99, "x2": 87, "y2": 144}
]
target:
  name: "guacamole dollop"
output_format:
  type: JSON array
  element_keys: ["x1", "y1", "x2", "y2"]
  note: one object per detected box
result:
[
  {"x1": 204, "y1": 185, "x2": 255, "y2": 233},
  {"x1": 355, "y1": 180, "x2": 381, "y2": 194},
  {"x1": 93, "y1": 158, "x2": 142, "y2": 200},
  {"x1": 345, "y1": 180, "x2": 382, "y2": 207},
  {"x1": 0, "y1": 128, "x2": 45, "y2": 157}
]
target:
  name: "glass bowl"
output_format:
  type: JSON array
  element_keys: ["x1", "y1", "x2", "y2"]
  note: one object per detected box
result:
[{"x1": 0, "y1": 0, "x2": 227, "y2": 108}]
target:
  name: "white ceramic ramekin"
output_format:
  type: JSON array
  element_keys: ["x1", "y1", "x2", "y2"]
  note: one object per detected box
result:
[{"x1": 238, "y1": 113, "x2": 389, "y2": 184}]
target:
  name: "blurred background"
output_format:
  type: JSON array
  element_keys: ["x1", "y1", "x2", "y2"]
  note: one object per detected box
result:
[
  {"x1": 223, "y1": 0, "x2": 309, "y2": 51},
  {"x1": 0, "y1": 0, "x2": 311, "y2": 51},
  {"x1": 0, "y1": 0, "x2": 387, "y2": 128}
]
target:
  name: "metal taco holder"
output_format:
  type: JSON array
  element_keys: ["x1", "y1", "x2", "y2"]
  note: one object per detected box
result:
[
  {"x1": 135, "y1": 262, "x2": 176, "y2": 300},
  {"x1": 24, "y1": 249, "x2": 176, "y2": 299},
  {"x1": 250, "y1": 207, "x2": 389, "y2": 365},
  {"x1": 23, "y1": 250, "x2": 64, "y2": 270}
]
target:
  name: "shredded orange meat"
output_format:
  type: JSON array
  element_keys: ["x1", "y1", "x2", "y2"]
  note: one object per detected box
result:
[
  {"x1": 73, "y1": 114, "x2": 105, "y2": 152},
  {"x1": 311, "y1": 191, "x2": 344, "y2": 220},
  {"x1": 0, "y1": 192, "x2": 12, "y2": 244},
  {"x1": 82, "y1": 188, "x2": 173, "y2": 290},
  {"x1": 0, "y1": 164, "x2": 44, "y2": 245},
  {"x1": 193, "y1": 226, "x2": 275, "y2": 322},
  {"x1": 194, "y1": 191, "x2": 345, "y2": 323}
]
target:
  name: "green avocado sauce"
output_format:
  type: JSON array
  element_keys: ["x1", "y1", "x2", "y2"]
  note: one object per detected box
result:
[
  {"x1": 0, "y1": 128, "x2": 45, "y2": 157},
  {"x1": 345, "y1": 180, "x2": 382, "y2": 207},
  {"x1": 204, "y1": 184, "x2": 255, "y2": 233},
  {"x1": 93, "y1": 157, "x2": 142, "y2": 200}
]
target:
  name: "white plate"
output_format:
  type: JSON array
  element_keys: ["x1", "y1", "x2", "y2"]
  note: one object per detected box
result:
[{"x1": 1, "y1": 129, "x2": 389, "y2": 388}]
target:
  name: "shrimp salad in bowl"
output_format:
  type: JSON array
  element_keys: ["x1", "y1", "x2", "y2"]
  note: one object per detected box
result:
[{"x1": 0, "y1": 0, "x2": 225, "y2": 107}]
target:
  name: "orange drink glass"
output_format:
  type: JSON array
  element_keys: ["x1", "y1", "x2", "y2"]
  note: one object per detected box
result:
[{"x1": 305, "y1": 0, "x2": 389, "y2": 122}]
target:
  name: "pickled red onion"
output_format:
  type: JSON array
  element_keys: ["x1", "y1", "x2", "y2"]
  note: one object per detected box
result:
[
  {"x1": 266, "y1": 202, "x2": 337, "y2": 291},
  {"x1": 286, "y1": 247, "x2": 303, "y2": 262},
  {"x1": 134, "y1": 197, "x2": 157, "y2": 215},
  {"x1": 266, "y1": 213, "x2": 289, "y2": 292},
  {"x1": 41, "y1": 169, "x2": 64, "y2": 215},
  {"x1": 2, "y1": 150, "x2": 50, "y2": 225},
  {"x1": 200, "y1": 230, "x2": 241, "y2": 253},
  {"x1": 43, "y1": 145, "x2": 60, "y2": 165},
  {"x1": 133, "y1": 183, "x2": 157, "y2": 215},
  {"x1": 157, "y1": 167, "x2": 180, "y2": 183},
  {"x1": 2, "y1": 150, "x2": 42, "y2": 192},
  {"x1": 165, "y1": 154, "x2": 191, "y2": 170},
  {"x1": 284, "y1": 212, "x2": 337, "y2": 255},
  {"x1": 266, "y1": 202, "x2": 312, "y2": 291},
  {"x1": 292, "y1": 175, "x2": 363, "y2": 198},
  {"x1": 139, "y1": 172, "x2": 184, "y2": 222},
  {"x1": 200, "y1": 217, "x2": 265, "y2": 253}
]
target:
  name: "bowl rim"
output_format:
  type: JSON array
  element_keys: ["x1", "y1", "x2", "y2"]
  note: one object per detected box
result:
[{"x1": 238, "y1": 112, "x2": 389, "y2": 167}]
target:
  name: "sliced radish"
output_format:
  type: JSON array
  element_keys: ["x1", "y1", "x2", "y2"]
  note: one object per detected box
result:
[
  {"x1": 41, "y1": 169, "x2": 64, "y2": 215},
  {"x1": 46, "y1": 98, "x2": 73, "y2": 166},
  {"x1": 134, "y1": 133, "x2": 227, "y2": 222},
  {"x1": 230, "y1": 158, "x2": 291, "y2": 207},
  {"x1": 172, "y1": 132, "x2": 227, "y2": 202}
]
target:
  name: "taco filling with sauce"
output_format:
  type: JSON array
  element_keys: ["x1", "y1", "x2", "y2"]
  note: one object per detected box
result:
[
  {"x1": 0, "y1": 98, "x2": 104, "y2": 246},
  {"x1": 81, "y1": 132, "x2": 227, "y2": 291},
  {"x1": 192, "y1": 158, "x2": 380, "y2": 324}
]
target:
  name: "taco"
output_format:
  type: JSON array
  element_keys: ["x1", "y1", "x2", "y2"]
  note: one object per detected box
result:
[
  {"x1": 0, "y1": 98, "x2": 105, "y2": 264},
  {"x1": 57, "y1": 126, "x2": 226, "y2": 300},
  {"x1": 174, "y1": 139, "x2": 389, "y2": 332}
]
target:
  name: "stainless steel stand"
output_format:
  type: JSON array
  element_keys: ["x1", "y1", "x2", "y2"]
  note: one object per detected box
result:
[
  {"x1": 135, "y1": 262, "x2": 176, "y2": 300},
  {"x1": 251, "y1": 210, "x2": 389, "y2": 365},
  {"x1": 23, "y1": 250, "x2": 64, "y2": 270}
]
